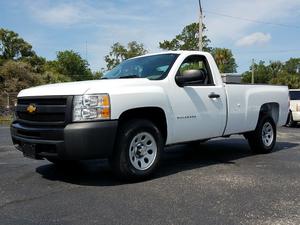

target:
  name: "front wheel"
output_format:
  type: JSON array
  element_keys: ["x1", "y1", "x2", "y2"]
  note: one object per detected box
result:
[
  {"x1": 110, "y1": 119, "x2": 164, "y2": 180},
  {"x1": 246, "y1": 116, "x2": 276, "y2": 154}
]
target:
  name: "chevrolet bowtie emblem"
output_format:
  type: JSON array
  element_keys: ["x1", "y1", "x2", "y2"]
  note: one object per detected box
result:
[{"x1": 27, "y1": 104, "x2": 37, "y2": 113}]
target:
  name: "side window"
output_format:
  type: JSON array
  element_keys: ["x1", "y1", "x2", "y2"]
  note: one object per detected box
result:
[{"x1": 177, "y1": 55, "x2": 213, "y2": 85}]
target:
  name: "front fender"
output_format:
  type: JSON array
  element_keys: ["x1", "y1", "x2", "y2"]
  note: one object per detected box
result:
[{"x1": 109, "y1": 85, "x2": 175, "y2": 144}]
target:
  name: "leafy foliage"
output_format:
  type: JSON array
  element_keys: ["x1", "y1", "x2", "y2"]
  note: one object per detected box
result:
[
  {"x1": 49, "y1": 50, "x2": 93, "y2": 81},
  {"x1": 0, "y1": 29, "x2": 102, "y2": 96},
  {"x1": 0, "y1": 28, "x2": 35, "y2": 60},
  {"x1": 93, "y1": 71, "x2": 104, "y2": 79},
  {"x1": 242, "y1": 61, "x2": 272, "y2": 84},
  {"x1": 1, "y1": 25, "x2": 298, "y2": 98},
  {"x1": 242, "y1": 59, "x2": 300, "y2": 89},
  {"x1": 283, "y1": 58, "x2": 300, "y2": 74},
  {"x1": 269, "y1": 73, "x2": 300, "y2": 89},
  {"x1": 159, "y1": 23, "x2": 237, "y2": 73},
  {"x1": 211, "y1": 48, "x2": 237, "y2": 73},
  {"x1": 159, "y1": 23, "x2": 211, "y2": 51},
  {"x1": 22, "y1": 55, "x2": 47, "y2": 73},
  {"x1": 0, "y1": 60, "x2": 43, "y2": 93},
  {"x1": 40, "y1": 71, "x2": 71, "y2": 84},
  {"x1": 104, "y1": 41, "x2": 147, "y2": 70}
]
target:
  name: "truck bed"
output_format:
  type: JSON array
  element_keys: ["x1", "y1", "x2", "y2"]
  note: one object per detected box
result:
[{"x1": 223, "y1": 84, "x2": 289, "y2": 135}]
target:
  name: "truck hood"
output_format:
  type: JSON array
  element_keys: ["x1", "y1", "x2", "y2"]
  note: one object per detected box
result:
[{"x1": 18, "y1": 78, "x2": 154, "y2": 97}]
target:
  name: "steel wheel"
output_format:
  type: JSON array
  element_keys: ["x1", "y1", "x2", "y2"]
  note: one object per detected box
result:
[
  {"x1": 246, "y1": 116, "x2": 276, "y2": 154},
  {"x1": 111, "y1": 119, "x2": 163, "y2": 180},
  {"x1": 262, "y1": 122, "x2": 274, "y2": 147},
  {"x1": 129, "y1": 132, "x2": 157, "y2": 171}
]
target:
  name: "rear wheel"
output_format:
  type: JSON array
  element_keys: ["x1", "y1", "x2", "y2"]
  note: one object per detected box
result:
[
  {"x1": 110, "y1": 119, "x2": 163, "y2": 180},
  {"x1": 246, "y1": 116, "x2": 276, "y2": 154}
]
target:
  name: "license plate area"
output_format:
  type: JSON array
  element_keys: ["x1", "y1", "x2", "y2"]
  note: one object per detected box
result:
[{"x1": 22, "y1": 143, "x2": 37, "y2": 159}]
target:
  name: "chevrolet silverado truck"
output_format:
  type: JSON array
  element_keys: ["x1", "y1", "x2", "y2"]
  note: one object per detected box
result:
[{"x1": 11, "y1": 51, "x2": 289, "y2": 180}]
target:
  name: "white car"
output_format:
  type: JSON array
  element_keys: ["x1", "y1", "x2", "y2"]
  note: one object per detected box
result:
[
  {"x1": 287, "y1": 89, "x2": 300, "y2": 127},
  {"x1": 11, "y1": 51, "x2": 289, "y2": 180}
]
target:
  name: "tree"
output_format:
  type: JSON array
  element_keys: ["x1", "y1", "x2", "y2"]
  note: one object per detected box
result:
[
  {"x1": 159, "y1": 23, "x2": 211, "y2": 51},
  {"x1": 0, "y1": 60, "x2": 43, "y2": 93},
  {"x1": 41, "y1": 71, "x2": 71, "y2": 84},
  {"x1": 241, "y1": 58, "x2": 300, "y2": 88},
  {"x1": 242, "y1": 61, "x2": 272, "y2": 84},
  {"x1": 158, "y1": 23, "x2": 238, "y2": 73},
  {"x1": 0, "y1": 28, "x2": 100, "y2": 114},
  {"x1": 93, "y1": 71, "x2": 104, "y2": 79},
  {"x1": 269, "y1": 73, "x2": 300, "y2": 89},
  {"x1": 284, "y1": 58, "x2": 300, "y2": 74},
  {"x1": 49, "y1": 50, "x2": 93, "y2": 81},
  {"x1": 0, "y1": 28, "x2": 35, "y2": 60},
  {"x1": 22, "y1": 55, "x2": 47, "y2": 73},
  {"x1": 211, "y1": 48, "x2": 237, "y2": 73},
  {"x1": 268, "y1": 61, "x2": 283, "y2": 77},
  {"x1": 104, "y1": 41, "x2": 147, "y2": 70}
]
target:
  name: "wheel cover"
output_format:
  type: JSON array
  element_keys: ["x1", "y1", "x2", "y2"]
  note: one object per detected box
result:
[
  {"x1": 262, "y1": 122, "x2": 274, "y2": 147},
  {"x1": 129, "y1": 132, "x2": 157, "y2": 171}
]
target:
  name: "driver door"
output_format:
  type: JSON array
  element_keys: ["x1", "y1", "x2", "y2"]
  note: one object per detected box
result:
[{"x1": 169, "y1": 54, "x2": 227, "y2": 143}]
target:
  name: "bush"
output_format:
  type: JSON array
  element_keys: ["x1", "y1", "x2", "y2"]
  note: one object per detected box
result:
[{"x1": 269, "y1": 73, "x2": 300, "y2": 89}]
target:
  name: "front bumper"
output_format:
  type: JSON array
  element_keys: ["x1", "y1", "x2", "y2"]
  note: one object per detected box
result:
[{"x1": 11, "y1": 121, "x2": 118, "y2": 160}]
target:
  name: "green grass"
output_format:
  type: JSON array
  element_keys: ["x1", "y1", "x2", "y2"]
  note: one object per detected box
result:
[{"x1": 0, "y1": 115, "x2": 13, "y2": 123}]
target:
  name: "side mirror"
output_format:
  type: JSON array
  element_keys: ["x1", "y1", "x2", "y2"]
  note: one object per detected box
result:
[{"x1": 175, "y1": 69, "x2": 206, "y2": 87}]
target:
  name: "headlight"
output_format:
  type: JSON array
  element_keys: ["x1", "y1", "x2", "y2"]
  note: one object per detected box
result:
[{"x1": 73, "y1": 94, "x2": 110, "y2": 122}]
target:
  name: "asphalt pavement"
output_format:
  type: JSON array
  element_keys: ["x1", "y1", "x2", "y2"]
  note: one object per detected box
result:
[{"x1": 0, "y1": 125, "x2": 300, "y2": 225}]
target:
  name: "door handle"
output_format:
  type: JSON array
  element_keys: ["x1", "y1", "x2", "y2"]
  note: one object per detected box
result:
[{"x1": 208, "y1": 92, "x2": 220, "y2": 99}]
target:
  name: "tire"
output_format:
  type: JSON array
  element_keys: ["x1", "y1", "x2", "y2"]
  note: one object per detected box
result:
[
  {"x1": 246, "y1": 116, "x2": 276, "y2": 154},
  {"x1": 110, "y1": 119, "x2": 163, "y2": 181},
  {"x1": 286, "y1": 111, "x2": 296, "y2": 127}
]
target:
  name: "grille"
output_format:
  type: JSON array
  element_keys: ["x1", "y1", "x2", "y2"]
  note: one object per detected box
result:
[
  {"x1": 16, "y1": 97, "x2": 71, "y2": 125},
  {"x1": 17, "y1": 112, "x2": 65, "y2": 122},
  {"x1": 17, "y1": 98, "x2": 67, "y2": 105}
]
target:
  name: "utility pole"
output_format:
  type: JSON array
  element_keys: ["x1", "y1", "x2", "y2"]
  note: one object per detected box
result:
[
  {"x1": 198, "y1": 0, "x2": 203, "y2": 51},
  {"x1": 85, "y1": 41, "x2": 88, "y2": 61},
  {"x1": 251, "y1": 59, "x2": 255, "y2": 84}
]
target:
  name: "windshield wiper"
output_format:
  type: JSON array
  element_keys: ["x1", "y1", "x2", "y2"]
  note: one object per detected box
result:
[{"x1": 119, "y1": 75, "x2": 140, "y2": 79}]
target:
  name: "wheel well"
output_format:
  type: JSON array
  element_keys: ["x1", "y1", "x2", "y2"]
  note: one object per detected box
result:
[
  {"x1": 259, "y1": 103, "x2": 279, "y2": 124},
  {"x1": 118, "y1": 107, "x2": 167, "y2": 142}
]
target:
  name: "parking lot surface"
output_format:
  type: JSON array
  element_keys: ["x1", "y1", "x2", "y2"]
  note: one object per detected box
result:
[{"x1": 0, "y1": 125, "x2": 300, "y2": 225}]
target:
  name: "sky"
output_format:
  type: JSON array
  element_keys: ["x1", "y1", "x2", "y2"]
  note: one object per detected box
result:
[{"x1": 1, "y1": 0, "x2": 300, "y2": 73}]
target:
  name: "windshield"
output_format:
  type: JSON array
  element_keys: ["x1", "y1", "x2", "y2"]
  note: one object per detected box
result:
[
  {"x1": 103, "y1": 54, "x2": 179, "y2": 80},
  {"x1": 290, "y1": 91, "x2": 300, "y2": 100}
]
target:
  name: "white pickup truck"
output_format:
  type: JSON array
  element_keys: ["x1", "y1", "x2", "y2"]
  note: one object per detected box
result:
[{"x1": 11, "y1": 51, "x2": 289, "y2": 180}]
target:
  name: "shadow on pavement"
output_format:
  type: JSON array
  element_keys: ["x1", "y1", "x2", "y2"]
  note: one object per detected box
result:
[
  {"x1": 35, "y1": 138, "x2": 298, "y2": 186},
  {"x1": 284, "y1": 123, "x2": 300, "y2": 128}
]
